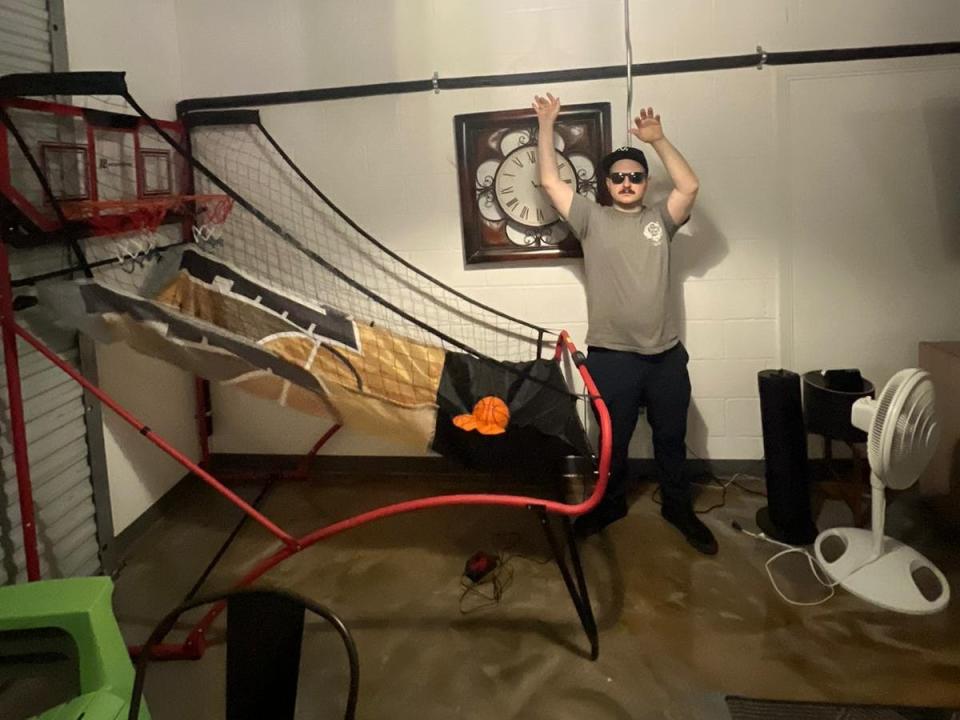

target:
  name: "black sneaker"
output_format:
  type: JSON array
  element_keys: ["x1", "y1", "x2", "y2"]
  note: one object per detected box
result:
[
  {"x1": 661, "y1": 503, "x2": 718, "y2": 555},
  {"x1": 573, "y1": 496, "x2": 628, "y2": 538}
]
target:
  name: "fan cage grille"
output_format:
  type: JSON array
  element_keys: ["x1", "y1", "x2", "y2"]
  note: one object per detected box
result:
[{"x1": 869, "y1": 373, "x2": 903, "y2": 460}]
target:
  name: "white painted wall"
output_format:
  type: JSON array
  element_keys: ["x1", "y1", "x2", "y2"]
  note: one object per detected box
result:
[
  {"x1": 167, "y1": 0, "x2": 959, "y2": 461},
  {"x1": 64, "y1": 0, "x2": 197, "y2": 533},
  {"x1": 782, "y1": 58, "x2": 960, "y2": 387},
  {"x1": 62, "y1": 1, "x2": 960, "y2": 500},
  {"x1": 63, "y1": 0, "x2": 183, "y2": 118}
]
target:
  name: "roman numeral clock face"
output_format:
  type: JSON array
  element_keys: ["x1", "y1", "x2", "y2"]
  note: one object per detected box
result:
[
  {"x1": 480, "y1": 128, "x2": 596, "y2": 247},
  {"x1": 455, "y1": 104, "x2": 610, "y2": 263},
  {"x1": 494, "y1": 145, "x2": 581, "y2": 229}
]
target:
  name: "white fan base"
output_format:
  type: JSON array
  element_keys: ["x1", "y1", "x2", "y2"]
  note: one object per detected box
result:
[{"x1": 814, "y1": 528, "x2": 951, "y2": 615}]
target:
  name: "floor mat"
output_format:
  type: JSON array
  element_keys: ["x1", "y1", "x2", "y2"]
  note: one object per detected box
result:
[{"x1": 726, "y1": 696, "x2": 959, "y2": 720}]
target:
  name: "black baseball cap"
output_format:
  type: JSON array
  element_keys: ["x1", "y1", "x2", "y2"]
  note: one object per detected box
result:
[{"x1": 600, "y1": 146, "x2": 648, "y2": 175}]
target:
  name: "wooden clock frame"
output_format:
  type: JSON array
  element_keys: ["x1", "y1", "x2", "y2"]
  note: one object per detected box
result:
[{"x1": 454, "y1": 102, "x2": 612, "y2": 265}]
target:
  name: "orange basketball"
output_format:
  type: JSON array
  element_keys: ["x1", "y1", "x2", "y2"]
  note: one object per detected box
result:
[
  {"x1": 472, "y1": 396, "x2": 510, "y2": 434},
  {"x1": 452, "y1": 395, "x2": 510, "y2": 435}
]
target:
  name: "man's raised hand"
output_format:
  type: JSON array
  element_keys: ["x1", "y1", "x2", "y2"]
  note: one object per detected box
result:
[
  {"x1": 629, "y1": 106, "x2": 664, "y2": 144},
  {"x1": 532, "y1": 93, "x2": 561, "y2": 124}
]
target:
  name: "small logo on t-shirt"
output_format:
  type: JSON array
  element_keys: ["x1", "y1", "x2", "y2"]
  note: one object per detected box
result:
[{"x1": 644, "y1": 221, "x2": 663, "y2": 246}]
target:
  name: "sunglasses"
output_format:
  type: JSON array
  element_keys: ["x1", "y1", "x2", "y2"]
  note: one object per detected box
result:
[{"x1": 608, "y1": 171, "x2": 647, "y2": 184}]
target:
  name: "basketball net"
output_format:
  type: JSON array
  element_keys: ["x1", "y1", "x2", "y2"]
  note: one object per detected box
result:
[{"x1": 59, "y1": 194, "x2": 233, "y2": 238}]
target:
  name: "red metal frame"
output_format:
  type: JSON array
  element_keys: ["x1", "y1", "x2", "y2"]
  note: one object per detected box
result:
[
  {"x1": 0, "y1": 242, "x2": 611, "y2": 644},
  {"x1": 1, "y1": 97, "x2": 611, "y2": 651},
  {"x1": 0, "y1": 88, "x2": 611, "y2": 630},
  {"x1": 0, "y1": 97, "x2": 184, "y2": 233},
  {"x1": 0, "y1": 87, "x2": 612, "y2": 660},
  {"x1": 132, "y1": 330, "x2": 610, "y2": 660},
  {"x1": 291, "y1": 424, "x2": 342, "y2": 480},
  {"x1": 0, "y1": 241, "x2": 40, "y2": 581},
  {"x1": 0, "y1": 256, "x2": 611, "y2": 632},
  {"x1": 5, "y1": 315, "x2": 299, "y2": 552}
]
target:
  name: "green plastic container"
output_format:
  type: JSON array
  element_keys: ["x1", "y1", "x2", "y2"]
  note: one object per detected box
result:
[{"x1": 0, "y1": 576, "x2": 148, "y2": 720}]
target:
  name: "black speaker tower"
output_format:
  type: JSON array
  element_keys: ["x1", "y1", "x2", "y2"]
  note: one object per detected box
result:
[{"x1": 756, "y1": 369, "x2": 818, "y2": 545}]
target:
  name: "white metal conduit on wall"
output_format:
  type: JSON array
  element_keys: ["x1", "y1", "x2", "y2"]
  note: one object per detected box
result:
[{"x1": 0, "y1": 0, "x2": 104, "y2": 583}]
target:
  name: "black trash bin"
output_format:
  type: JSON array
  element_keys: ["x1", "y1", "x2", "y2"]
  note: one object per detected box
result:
[{"x1": 802, "y1": 370, "x2": 875, "y2": 443}]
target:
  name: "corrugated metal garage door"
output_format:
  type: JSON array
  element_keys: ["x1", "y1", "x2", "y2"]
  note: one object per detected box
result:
[{"x1": 1, "y1": 0, "x2": 104, "y2": 584}]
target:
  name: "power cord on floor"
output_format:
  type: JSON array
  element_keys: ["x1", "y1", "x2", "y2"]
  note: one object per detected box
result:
[
  {"x1": 688, "y1": 442, "x2": 837, "y2": 606},
  {"x1": 495, "y1": 531, "x2": 552, "y2": 568},
  {"x1": 579, "y1": 439, "x2": 870, "y2": 607},
  {"x1": 458, "y1": 533, "x2": 551, "y2": 614},
  {"x1": 730, "y1": 521, "x2": 836, "y2": 606},
  {"x1": 651, "y1": 476, "x2": 727, "y2": 513},
  {"x1": 650, "y1": 444, "x2": 769, "y2": 514},
  {"x1": 650, "y1": 470, "x2": 767, "y2": 515},
  {"x1": 459, "y1": 554, "x2": 513, "y2": 614},
  {"x1": 727, "y1": 476, "x2": 767, "y2": 497},
  {"x1": 730, "y1": 521, "x2": 883, "y2": 607}
]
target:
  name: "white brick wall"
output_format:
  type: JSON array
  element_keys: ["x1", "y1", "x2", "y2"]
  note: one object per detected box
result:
[
  {"x1": 468, "y1": 285, "x2": 587, "y2": 326},
  {"x1": 690, "y1": 398, "x2": 725, "y2": 439},
  {"x1": 683, "y1": 279, "x2": 777, "y2": 321},
  {"x1": 688, "y1": 359, "x2": 771, "y2": 398},
  {"x1": 157, "y1": 0, "x2": 960, "y2": 462},
  {"x1": 724, "y1": 320, "x2": 778, "y2": 359},
  {"x1": 696, "y1": 238, "x2": 779, "y2": 282},
  {"x1": 684, "y1": 322, "x2": 724, "y2": 359},
  {"x1": 725, "y1": 398, "x2": 763, "y2": 437},
  {"x1": 704, "y1": 436, "x2": 765, "y2": 461}
]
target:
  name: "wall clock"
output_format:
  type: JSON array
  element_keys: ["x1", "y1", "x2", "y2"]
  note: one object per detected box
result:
[{"x1": 454, "y1": 102, "x2": 611, "y2": 265}]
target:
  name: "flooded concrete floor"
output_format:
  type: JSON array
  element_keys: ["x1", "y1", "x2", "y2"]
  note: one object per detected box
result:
[{"x1": 110, "y1": 470, "x2": 960, "y2": 719}]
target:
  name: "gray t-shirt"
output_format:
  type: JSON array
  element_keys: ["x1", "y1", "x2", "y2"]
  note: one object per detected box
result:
[{"x1": 567, "y1": 193, "x2": 680, "y2": 355}]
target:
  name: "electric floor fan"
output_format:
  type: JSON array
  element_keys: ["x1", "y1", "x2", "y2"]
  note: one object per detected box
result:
[{"x1": 813, "y1": 368, "x2": 950, "y2": 614}]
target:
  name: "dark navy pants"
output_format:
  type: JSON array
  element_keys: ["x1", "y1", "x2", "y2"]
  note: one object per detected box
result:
[{"x1": 585, "y1": 342, "x2": 692, "y2": 508}]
